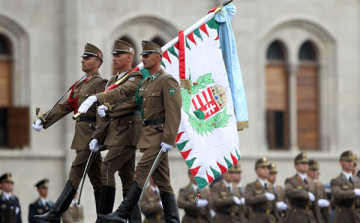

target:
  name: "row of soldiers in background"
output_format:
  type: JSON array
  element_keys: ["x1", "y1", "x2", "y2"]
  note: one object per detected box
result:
[
  {"x1": 139, "y1": 150, "x2": 360, "y2": 223},
  {"x1": 0, "y1": 174, "x2": 84, "y2": 223}
]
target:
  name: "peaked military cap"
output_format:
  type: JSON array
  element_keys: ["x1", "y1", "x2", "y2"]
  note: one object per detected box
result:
[
  {"x1": 340, "y1": 150, "x2": 354, "y2": 162},
  {"x1": 255, "y1": 157, "x2": 268, "y2": 170},
  {"x1": 140, "y1": 41, "x2": 162, "y2": 56},
  {"x1": 228, "y1": 163, "x2": 242, "y2": 173},
  {"x1": 267, "y1": 163, "x2": 278, "y2": 174},
  {"x1": 35, "y1": 179, "x2": 49, "y2": 189},
  {"x1": 353, "y1": 154, "x2": 357, "y2": 166},
  {"x1": 81, "y1": 43, "x2": 103, "y2": 61},
  {"x1": 112, "y1": 40, "x2": 135, "y2": 56},
  {"x1": 0, "y1": 172, "x2": 13, "y2": 184},
  {"x1": 308, "y1": 159, "x2": 319, "y2": 171},
  {"x1": 295, "y1": 152, "x2": 308, "y2": 164}
]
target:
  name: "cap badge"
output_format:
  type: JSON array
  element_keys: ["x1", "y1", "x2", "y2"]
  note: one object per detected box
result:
[
  {"x1": 271, "y1": 163, "x2": 275, "y2": 168},
  {"x1": 98, "y1": 52, "x2": 103, "y2": 57},
  {"x1": 129, "y1": 48, "x2": 133, "y2": 53},
  {"x1": 157, "y1": 48, "x2": 161, "y2": 53},
  {"x1": 263, "y1": 157, "x2": 267, "y2": 162}
]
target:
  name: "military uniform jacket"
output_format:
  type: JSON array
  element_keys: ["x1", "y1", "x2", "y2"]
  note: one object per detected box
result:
[
  {"x1": 92, "y1": 70, "x2": 143, "y2": 147},
  {"x1": 28, "y1": 198, "x2": 53, "y2": 223},
  {"x1": 330, "y1": 173, "x2": 360, "y2": 223},
  {"x1": 245, "y1": 180, "x2": 280, "y2": 223},
  {"x1": 235, "y1": 186, "x2": 249, "y2": 223},
  {"x1": 285, "y1": 174, "x2": 321, "y2": 223},
  {"x1": 177, "y1": 184, "x2": 212, "y2": 223},
  {"x1": 61, "y1": 202, "x2": 84, "y2": 223},
  {"x1": 210, "y1": 181, "x2": 241, "y2": 223},
  {"x1": 0, "y1": 192, "x2": 22, "y2": 223},
  {"x1": 136, "y1": 69, "x2": 182, "y2": 149},
  {"x1": 308, "y1": 178, "x2": 330, "y2": 223},
  {"x1": 41, "y1": 72, "x2": 107, "y2": 150},
  {"x1": 140, "y1": 186, "x2": 165, "y2": 223}
]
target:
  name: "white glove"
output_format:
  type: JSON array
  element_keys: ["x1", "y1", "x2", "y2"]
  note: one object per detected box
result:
[
  {"x1": 98, "y1": 105, "x2": 109, "y2": 118},
  {"x1": 240, "y1": 197, "x2": 245, "y2": 205},
  {"x1": 265, "y1": 192, "x2": 275, "y2": 201},
  {"x1": 15, "y1": 207, "x2": 20, "y2": 215},
  {"x1": 89, "y1": 139, "x2": 99, "y2": 152},
  {"x1": 161, "y1": 142, "x2": 173, "y2": 153},
  {"x1": 354, "y1": 188, "x2": 360, "y2": 196},
  {"x1": 233, "y1": 196, "x2": 241, "y2": 205},
  {"x1": 210, "y1": 209, "x2": 216, "y2": 218},
  {"x1": 78, "y1": 95, "x2": 98, "y2": 113},
  {"x1": 32, "y1": 119, "x2": 43, "y2": 132},
  {"x1": 317, "y1": 199, "x2": 329, "y2": 207},
  {"x1": 276, "y1": 201, "x2": 288, "y2": 210},
  {"x1": 308, "y1": 192, "x2": 315, "y2": 202},
  {"x1": 159, "y1": 201, "x2": 163, "y2": 209},
  {"x1": 197, "y1": 199, "x2": 208, "y2": 208}
]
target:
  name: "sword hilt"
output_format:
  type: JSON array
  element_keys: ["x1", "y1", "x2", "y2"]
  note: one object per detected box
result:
[
  {"x1": 35, "y1": 106, "x2": 46, "y2": 122},
  {"x1": 73, "y1": 112, "x2": 81, "y2": 120},
  {"x1": 103, "y1": 92, "x2": 112, "y2": 112}
]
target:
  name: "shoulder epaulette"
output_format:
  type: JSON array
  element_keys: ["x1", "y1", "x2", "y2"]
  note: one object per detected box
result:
[{"x1": 162, "y1": 74, "x2": 172, "y2": 80}]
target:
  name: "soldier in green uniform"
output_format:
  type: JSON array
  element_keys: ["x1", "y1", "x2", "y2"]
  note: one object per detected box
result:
[
  {"x1": 62, "y1": 193, "x2": 84, "y2": 223},
  {"x1": 330, "y1": 150, "x2": 360, "y2": 223},
  {"x1": 285, "y1": 153, "x2": 321, "y2": 223},
  {"x1": 98, "y1": 41, "x2": 182, "y2": 223},
  {"x1": 231, "y1": 163, "x2": 248, "y2": 223},
  {"x1": 0, "y1": 173, "x2": 22, "y2": 223},
  {"x1": 140, "y1": 177, "x2": 165, "y2": 223},
  {"x1": 245, "y1": 158, "x2": 280, "y2": 223},
  {"x1": 28, "y1": 179, "x2": 53, "y2": 223},
  {"x1": 32, "y1": 43, "x2": 107, "y2": 222},
  {"x1": 211, "y1": 168, "x2": 242, "y2": 223},
  {"x1": 307, "y1": 159, "x2": 330, "y2": 223},
  {"x1": 177, "y1": 170, "x2": 212, "y2": 223},
  {"x1": 79, "y1": 40, "x2": 143, "y2": 223},
  {"x1": 267, "y1": 163, "x2": 288, "y2": 220}
]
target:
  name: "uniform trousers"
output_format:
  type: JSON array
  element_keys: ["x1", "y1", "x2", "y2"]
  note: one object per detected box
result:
[
  {"x1": 68, "y1": 149, "x2": 102, "y2": 191},
  {"x1": 101, "y1": 146, "x2": 136, "y2": 194},
  {"x1": 134, "y1": 147, "x2": 173, "y2": 194}
]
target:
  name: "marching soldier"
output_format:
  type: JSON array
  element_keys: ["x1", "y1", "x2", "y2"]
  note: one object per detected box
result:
[
  {"x1": 307, "y1": 159, "x2": 330, "y2": 223},
  {"x1": 31, "y1": 43, "x2": 107, "y2": 222},
  {"x1": 211, "y1": 168, "x2": 242, "y2": 223},
  {"x1": 140, "y1": 177, "x2": 165, "y2": 223},
  {"x1": 78, "y1": 40, "x2": 143, "y2": 222},
  {"x1": 0, "y1": 173, "x2": 22, "y2": 223},
  {"x1": 330, "y1": 150, "x2": 360, "y2": 223},
  {"x1": 285, "y1": 153, "x2": 321, "y2": 223},
  {"x1": 267, "y1": 163, "x2": 288, "y2": 220},
  {"x1": 28, "y1": 179, "x2": 53, "y2": 223},
  {"x1": 245, "y1": 158, "x2": 280, "y2": 223},
  {"x1": 98, "y1": 40, "x2": 182, "y2": 223},
  {"x1": 177, "y1": 170, "x2": 212, "y2": 223},
  {"x1": 62, "y1": 193, "x2": 84, "y2": 223},
  {"x1": 231, "y1": 163, "x2": 248, "y2": 222}
]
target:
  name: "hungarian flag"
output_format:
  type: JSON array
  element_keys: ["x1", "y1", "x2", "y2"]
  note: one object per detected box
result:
[{"x1": 159, "y1": 4, "x2": 248, "y2": 190}]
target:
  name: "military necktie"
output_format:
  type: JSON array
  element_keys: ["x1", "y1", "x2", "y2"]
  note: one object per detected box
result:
[
  {"x1": 349, "y1": 176, "x2": 353, "y2": 183},
  {"x1": 264, "y1": 183, "x2": 268, "y2": 190},
  {"x1": 228, "y1": 186, "x2": 233, "y2": 194},
  {"x1": 304, "y1": 178, "x2": 308, "y2": 185}
]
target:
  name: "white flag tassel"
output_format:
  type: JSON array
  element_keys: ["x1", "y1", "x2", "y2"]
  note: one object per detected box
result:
[{"x1": 215, "y1": 3, "x2": 249, "y2": 131}]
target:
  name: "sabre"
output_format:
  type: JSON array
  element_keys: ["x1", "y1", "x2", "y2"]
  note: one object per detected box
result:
[
  {"x1": 77, "y1": 151, "x2": 95, "y2": 205},
  {"x1": 37, "y1": 74, "x2": 87, "y2": 122},
  {"x1": 139, "y1": 150, "x2": 164, "y2": 201}
]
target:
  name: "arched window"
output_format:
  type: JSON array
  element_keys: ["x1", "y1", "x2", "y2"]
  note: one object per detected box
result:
[
  {"x1": 297, "y1": 41, "x2": 319, "y2": 150},
  {"x1": 265, "y1": 40, "x2": 289, "y2": 150}
]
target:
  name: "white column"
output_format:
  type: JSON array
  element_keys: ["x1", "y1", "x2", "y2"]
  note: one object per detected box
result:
[{"x1": 288, "y1": 63, "x2": 299, "y2": 152}]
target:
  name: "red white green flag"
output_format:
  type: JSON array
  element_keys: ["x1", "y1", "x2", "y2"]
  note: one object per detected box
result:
[{"x1": 161, "y1": 17, "x2": 241, "y2": 190}]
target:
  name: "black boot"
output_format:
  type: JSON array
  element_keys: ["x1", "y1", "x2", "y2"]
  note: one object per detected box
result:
[
  {"x1": 123, "y1": 193, "x2": 142, "y2": 223},
  {"x1": 33, "y1": 182, "x2": 76, "y2": 223},
  {"x1": 98, "y1": 182, "x2": 142, "y2": 223},
  {"x1": 95, "y1": 186, "x2": 116, "y2": 223},
  {"x1": 160, "y1": 192, "x2": 180, "y2": 223},
  {"x1": 95, "y1": 190, "x2": 101, "y2": 214}
]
